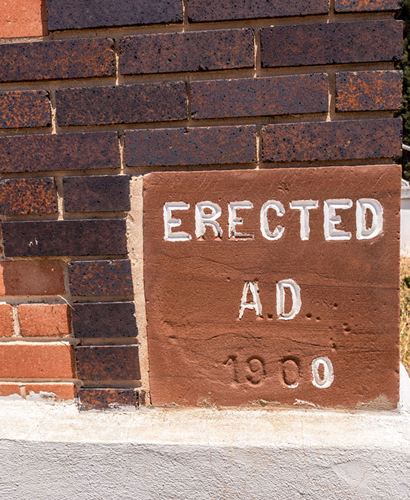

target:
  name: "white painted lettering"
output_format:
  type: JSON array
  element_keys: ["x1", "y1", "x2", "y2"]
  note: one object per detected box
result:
[
  {"x1": 356, "y1": 198, "x2": 384, "y2": 240},
  {"x1": 276, "y1": 279, "x2": 302, "y2": 321},
  {"x1": 195, "y1": 201, "x2": 223, "y2": 239},
  {"x1": 260, "y1": 200, "x2": 285, "y2": 241},
  {"x1": 311, "y1": 357, "x2": 334, "y2": 389},
  {"x1": 228, "y1": 201, "x2": 254, "y2": 239},
  {"x1": 324, "y1": 199, "x2": 353, "y2": 241},
  {"x1": 290, "y1": 200, "x2": 319, "y2": 241},
  {"x1": 163, "y1": 202, "x2": 191, "y2": 242},
  {"x1": 239, "y1": 281, "x2": 262, "y2": 319}
]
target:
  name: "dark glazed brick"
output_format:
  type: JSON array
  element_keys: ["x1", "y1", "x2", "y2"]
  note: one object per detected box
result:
[
  {"x1": 125, "y1": 126, "x2": 256, "y2": 167},
  {"x1": 119, "y1": 29, "x2": 254, "y2": 75},
  {"x1": 69, "y1": 260, "x2": 133, "y2": 297},
  {"x1": 2, "y1": 219, "x2": 127, "y2": 257},
  {"x1": 0, "y1": 91, "x2": 50, "y2": 129},
  {"x1": 0, "y1": 39, "x2": 115, "y2": 83},
  {"x1": 191, "y1": 74, "x2": 328, "y2": 119},
  {"x1": 261, "y1": 118, "x2": 402, "y2": 163},
  {"x1": 56, "y1": 83, "x2": 187, "y2": 126},
  {"x1": 261, "y1": 20, "x2": 403, "y2": 68},
  {"x1": 72, "y1": 302, "x2": 137, "y2": 338},
  {"x1": 0, "y1": 178, "x2": 57, "y2": 216},
  {"x1": 47, "y1": 0, "x2": 182, "y2": 30},
  {"x1": 79, "y1": 388, "x2": 139, "y2": 411},
  {"x1": 335, "y1": 0, "x2": 400, "y2": 11},
  {"x1": 336, "y1": 71, "x2": 403, "y2": 112},
  {"x1": 75, "y1": 346, "x2": 141, "y2": 381},
  {"x1": 188, "y1": 0, "x2": 328, "y2": 21},
  {"x1": 0, "y1": 132, "x2": 119, "y2": 174},
  {"x1": 63, "y1": 176, "x2": 130, "y2": 213}
]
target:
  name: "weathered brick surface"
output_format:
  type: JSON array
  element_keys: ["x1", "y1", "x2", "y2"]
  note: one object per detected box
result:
[
  {"x1": 75, "y1": 346, "x2": 140, "y2": 381},
  {"x1": 261, "y1": 21, "x2": 403, "y2": 68},
  {"x1": 0, "y1": 260, "x2": 65, "y2": 296},
  {"x1": 18, "y1": 304, "x2": 70, "y2": 337},
  {"x1": 336, "y1": 71, "x2": 403, "y2": 112},
  {"x1": 23, "y1": 383, "x2": 76, "y2": 400},
  {"x1": 0, "y1": 304, "x2": 13, "y2": 337},
  {"x1": 261, "y1": 118, "x2": 402, "y2": 163},
  {"x1": 1, "y1": 219, "x2": 127, "y2": 257},
  {"x1": 188, "y1": 0, "x2": 328, "y2": 21},
  {"x1": 335, "y1": 0, "x2": 401, "y2": 11},
  {"x1": 72, "y1": 302, "x2": 137, "y2": 338},
  {"x1": 0, "y1": 0, "x2": 45, "y2": 38},
  {"x1": 0, "y1": 91, "x2": 50, "y2": 129},
  {"x1": 0, "y1": 178, "x2": 57, "y2": 216},
  {"x1": 0, "y1": 344, "x2": 73, "y2": 378},
  {"x1": 190, "y1": 74, "x2": 328, "y2": 119},
  {"x1": 63, "y1": 176, "x2": 130, "y2": 213},
  {"x1": 125, "y1": 126, "x2": 257, "y2": 167},
  {"x1": 47, "y1": 0, "x2": 182, "y2": 31},
  {"x1": 0, "y1": 132, "x2": 119, "y2": 173},
  {"x1": 0, "y1": 384, "x2": 21, "y2": 397},
  {"x1": 79, "y1": 388, "x2": 139, "y2": 410},
  {"x1": 56, "y1": 83, "x2": 187, "y2": 126},
  {"x1": 119, "y1": 29, "x2": 254, "y2": 75},
  {"x1": 69, "y1": 260, "x2": 133, "y2": 298}
]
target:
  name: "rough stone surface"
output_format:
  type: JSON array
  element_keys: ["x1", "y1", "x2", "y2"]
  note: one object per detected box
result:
[
  {"x1": 125, "y1": 126, "x2": 257, "y2": 167},
  {"x1": 68, "y1": 260, "x2": 133, "y2": 298},
  {"x1": 46, "y1": 0, "x2": 182, "y2": 30},
  {"x1": 72, "y1": 302, "x2": 137, "y2": 338},
  {"x1": 261, "y1": 118, "x2": 402, "y2": 163},
  {"x1": 56, "y1": 83, "x2": 187, "y2": 126},
  {"x1": 261, "y1": 20, "x2": 403, "y2": 67},
  {"x1": 143, "y1": 166, "x2": 401, "y2": 408},
  {"x1": 75, "y1": 346, "x2": 140, "y2": 381},
  {"x1": 119, "y1": 29, "x2": 254, "y2": 75},
  {"x1": 190, "y1": 74, "x2": 328, "y2": 119},
  {"x1": 0, "y1": 177, "x2": 57, "y2": 216},
  {"x1": 0, "y1": 0, "x2": 45, "y2": 38},
  {"x1": 0, "y1": 39, "x2": 115, "y2": 82},
  {"x1": 335, "y1": 0, "x2": 401, "y2": 11},
  {"x1": 78, "y1": 389, "x2": 139, "y2": 410},
  {"x1": 0, "y1": 91, "x2": 50, "y2": 129}
]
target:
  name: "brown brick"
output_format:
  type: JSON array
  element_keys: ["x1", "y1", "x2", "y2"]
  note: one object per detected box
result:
[
  {"x1": 0, "y1": 260, "x2": 65, "y2": 296},
  {"x1": 79, "y1": 388, "x2": 139, "y2": 410},
  {"x1": 261, "y1": 118, "x2": 402, "y2": 163},
  {"x1": 75, "y1": 345, "x2": 140, "y2": 381},
  {"x1": 261, "y1": 20, "x2": 403, "y2": 68},
  {"x1": 336, "y1": 71, "x2": 403, "y2": 112},
  {"x1": 69, "y1": 260, "x2": 133, "y2": 298},
  {"x1": 188, "y1": 0, "x2": 328, "y2": 21},
  {"x1": 72, "y1": 302, "x2": 137, "y2": 338},
  {"x1": 0, "y1": 132, "x2": 119, "y2": 174},
  {"x1": 191, "y1": 74, "x2": 328, "y2": 119},
  {"x1": 0, "y1": 38, "x2": 115, "y2": 83},
  {"x1": 0, "y1": 0, "x2": 45, "y2": 38},
  {"x1": 0, "y1": 343, "x2": 73, "y2": 379},
  {"x1": 63, "y1": 175, "x2": 130, "y2": 213},
  {"x1": 46, "y1": 0, "x2": 182, "y2": 31},
  {"x1": 56, "y1": 83, "x2": 187, "y2": 126},
  {"x1": 335, "y1": 0, "x2": 400, "y2": 11},
  {"x1": 23, "y1": 383, "x2": 76, "y2": 400},
  {"x1": 0, "y1": 178, "x2": 57, "y2": 216},
  {"x1": 0, "y1": 304, "x2": 13, "y2": 337},
  {"x1": 18, "y1": 304, "x2": 70, "y2": 337},
  {"x1": 125, "y1": 126, "x2": 256, "y2": 167},
  {"x1": 2, "y1": 219, "x2": 127, "y2": 257},
  {"x1": 119, "y1": 29, "x2": 254, "y2": 75},
  {"x1": 0, "y1": 91, "x2": 50, "y2": 129}
]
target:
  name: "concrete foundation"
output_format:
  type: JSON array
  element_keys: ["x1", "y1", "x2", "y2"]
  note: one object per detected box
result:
[{"x1": 0, "y1": 365, "x2": 409, "y2": 500}]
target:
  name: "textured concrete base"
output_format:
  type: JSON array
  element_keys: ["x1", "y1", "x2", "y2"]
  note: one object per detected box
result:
[{"x1": 0, "y1": 366, "x2": 409, "y2": 500}]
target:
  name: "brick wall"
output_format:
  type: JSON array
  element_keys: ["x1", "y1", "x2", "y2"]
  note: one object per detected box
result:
[{"x1": 0, "y1": 0, "x2": 403, "y2": 409}]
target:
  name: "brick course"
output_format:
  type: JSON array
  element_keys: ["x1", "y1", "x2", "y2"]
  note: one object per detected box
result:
[
  {"x1": 0, "y1": 91, "x2": 50, "y2": 129},
  {"x1": 18, "y1": 304, "x2": 70, "y2": 337},
  {"x1": 0, "y1": 261, "x2": 65, "y2": 296},
  {"x1": 0, "y1": 178, "x2": 57, "y2": 216},
  {"x1": 335, "y1": 0, "x2": 401, "y2": 12}
]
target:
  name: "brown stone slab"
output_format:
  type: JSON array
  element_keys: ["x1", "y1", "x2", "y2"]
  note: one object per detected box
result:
[{"x1": 143, "y1": 166, "x2": 401, "y2": 409}]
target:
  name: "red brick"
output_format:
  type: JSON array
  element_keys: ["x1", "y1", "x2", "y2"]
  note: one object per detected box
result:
[
  {"x1": 188, "y1": 0, "x2": 328, "y2": 21},
  {"x1": 0, "y1": 91, "x2": 50, "y2": 129},
  {"x1": 56, "y1": 83, "x2": 187, "y2": 126},
  {"x1": 190, "y1": 74, "x2": 328, "y2": 119},
  {"x1": 261, "y1": 118, "x2": 402, "y2": 163},
  {"x1": 0, "y1": 38, "x2": 115, "y2": 83},
  {"x1": 261, "y1": 20, "x2": 403, "y2": 68},
  {"x1": 0, "y1": 178, "x2": 57, "y2": 216},
  {"x1": 125, "y1": 126, "x2": 257, "y2": 167},
  {"x1": 0, "y1": 0, "x2": 45, "y2": 38},
  {"x1": 0, "y1": 343, "x2": 74, "y2": 379},
  {"x1": 0, "y1": 260, "x2": 65, "y2": 296},
  {"x1": 18, "y1": 304, "x2": 70, "y2": 337},
  {"x1": 0, "y1": 384, "x2": 21, "y2": 397},
  {"x1": 336, "y1": 71, "x2": 403, "y2": 112},
  {"x1": 0, "y1": 304, "x2": 13, "y2": 337},
  {"x1": 23, "y1": 383, "x2": 76, "y2": 400},
  {"x1": 119, "y1": 29, "x2": 254, "y2": 75},
  {"x1": 335, "y1": 0, "x2": 400, "y2": 11}
]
